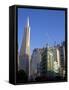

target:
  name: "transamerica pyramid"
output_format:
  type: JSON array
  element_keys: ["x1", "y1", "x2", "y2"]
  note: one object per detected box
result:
[{"x1": 19, "y1": 17, "x2": 30, "y2": 78}]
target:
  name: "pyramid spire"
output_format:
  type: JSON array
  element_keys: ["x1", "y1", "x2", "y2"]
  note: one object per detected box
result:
[
  {"x1": 27, "y1": 16, "x2": 29, "y2": 27},
  {"x1": 19, "y1": 16, "x2": 30, "y2": 79}
]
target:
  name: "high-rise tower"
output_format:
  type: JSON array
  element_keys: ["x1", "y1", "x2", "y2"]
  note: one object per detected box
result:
[{"x1": 19, "y1": 17, "x2": 30, "y2": 78}]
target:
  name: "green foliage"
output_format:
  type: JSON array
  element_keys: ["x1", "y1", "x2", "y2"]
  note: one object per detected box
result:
[
  {"x1": 41, "y1": 48, "x2": 47, "y2": 75},
  {"x1": 16, "y1": 69, "x2": 28, "y2": 83}
]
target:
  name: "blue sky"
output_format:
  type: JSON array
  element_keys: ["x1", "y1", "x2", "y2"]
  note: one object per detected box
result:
[{"x1": 18, "y1": 8, "x2": 65, "y2": 54}]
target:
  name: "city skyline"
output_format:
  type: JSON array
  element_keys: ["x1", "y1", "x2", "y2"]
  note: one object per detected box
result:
[{"x1": 18, "y1": 8, "x2": 65, "y2": 54}]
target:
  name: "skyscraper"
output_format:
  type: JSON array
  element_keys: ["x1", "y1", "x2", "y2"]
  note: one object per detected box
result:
[
  {"x1": 31, "y1": 48, "x2": 41, "y2": 80},
  {"x1": 19, "y1": 17, "x2": 30, "y2": 78}
]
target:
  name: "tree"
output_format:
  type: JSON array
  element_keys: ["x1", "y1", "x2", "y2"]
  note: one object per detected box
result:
[
  {"x1": 41, "y1": 47, "x2": 48, "y2": 76},
  {"x1": 16, "y1": 69, "x2": 28, "y2": 83}
]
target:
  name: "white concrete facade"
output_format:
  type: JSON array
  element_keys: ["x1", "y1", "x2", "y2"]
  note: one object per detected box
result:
[{"x1": 19, "y1": 17, "x2": 30, "y2": 78}]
